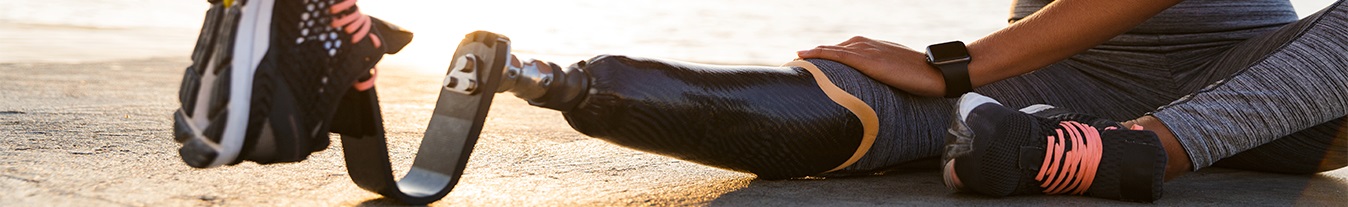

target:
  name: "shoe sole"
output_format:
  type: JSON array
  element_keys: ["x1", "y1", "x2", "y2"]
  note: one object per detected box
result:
[{"x1": 174, "y1": 0, "x2": 275, "y2": 168}]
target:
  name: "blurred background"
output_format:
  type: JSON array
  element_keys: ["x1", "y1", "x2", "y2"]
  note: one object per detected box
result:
[{"x1": 0, "y1": 0, "x2": 1338, "y2": 70}]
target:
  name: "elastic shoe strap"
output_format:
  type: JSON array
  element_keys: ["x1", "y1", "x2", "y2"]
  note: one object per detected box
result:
[{"x1": 1105, "y1": 129, "x2": 1166, "y2": 202}]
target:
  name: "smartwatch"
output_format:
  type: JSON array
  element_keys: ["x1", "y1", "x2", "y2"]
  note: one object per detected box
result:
[{"x1": 926, "y1": 41, "x2": 973, "y2": 98}]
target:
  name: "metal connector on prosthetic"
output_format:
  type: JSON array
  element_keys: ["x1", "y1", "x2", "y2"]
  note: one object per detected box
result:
[
  {"x1": 501, "y1": 57, "x2": 589, "y2": 111},
  {"x1": 444, "y1": 54, "x2": 484, "y2": 95},
  {"x1": 448, "y1": 53, "x2": 588, "y2": 112},
  {"x1": 497, "y1": 58, "x2": 556, "y2": 100}
]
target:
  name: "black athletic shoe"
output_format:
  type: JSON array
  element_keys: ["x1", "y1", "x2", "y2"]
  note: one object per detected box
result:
[
  {"x1": 173, "y1": 0, "x2": 412, "y2": 168},
  {"x1": 942, "y1": 93, "x2": 1167, "y2": 202}
]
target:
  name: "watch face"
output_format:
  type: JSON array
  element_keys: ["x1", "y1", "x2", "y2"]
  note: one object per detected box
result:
[{"x1": 927, "y1": 41, "x2": 970, "y2": 64}]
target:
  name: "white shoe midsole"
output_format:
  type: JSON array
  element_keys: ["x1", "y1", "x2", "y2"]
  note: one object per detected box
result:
[{"x1": 210, "y1": 0, "x2": 275, "y2": 167}]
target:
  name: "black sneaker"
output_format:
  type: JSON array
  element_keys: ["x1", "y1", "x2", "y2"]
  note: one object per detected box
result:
[
  {"x1": 942, "y1": 93, "x2": 1167, "y2": 202},
  {"x1": 173, "y1": 0, "x2": 412, "y2": 168}
]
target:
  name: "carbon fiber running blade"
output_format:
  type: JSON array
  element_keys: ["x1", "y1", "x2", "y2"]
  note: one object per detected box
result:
[
  {"x1": 404, "y1": 30, "x2": 510, "y2": 198},
  {"x1": 341, "y1": 31, "x2": 509, "y2": 205}
]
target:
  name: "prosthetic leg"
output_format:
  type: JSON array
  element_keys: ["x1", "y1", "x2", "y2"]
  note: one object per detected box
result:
[
  {"x1": 504, "y1": 55, "x2": 877, "y2": 179},
  {"x1": 342, "y1": 30, "x2": 954, "y2": 204},
  {"x1": 482, "y1": 34, "x2": 954, "y2": 179}
]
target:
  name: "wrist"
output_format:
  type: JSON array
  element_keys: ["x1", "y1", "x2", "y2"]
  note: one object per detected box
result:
[{"x1": 926, "y1": 41, "x2": 973, "y2": 98}]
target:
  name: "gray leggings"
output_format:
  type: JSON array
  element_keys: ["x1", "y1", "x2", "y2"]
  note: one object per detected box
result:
[
  {"x1": 582, "y1": 0, "x2": 1348, "y2": 175},
  {"x1": 974, "y1": 0, "x2": 1348, "y2": 173}
]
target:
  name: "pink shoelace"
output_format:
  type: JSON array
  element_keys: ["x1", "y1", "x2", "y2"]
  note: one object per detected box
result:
[
  {"x1": 329, "y1": 0, "x2": 380, "y2": 92},
  {"x1": 330, "y1": 0, "x2": 382, "y2": 48},
  {"x1": 1035, "y1": 121, "x2": 1143, "y2": 195}
]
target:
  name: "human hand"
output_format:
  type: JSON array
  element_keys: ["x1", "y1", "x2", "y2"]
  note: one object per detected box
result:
[{"x1": 797, "y1": 36, "x2": 945, "y2": 97}]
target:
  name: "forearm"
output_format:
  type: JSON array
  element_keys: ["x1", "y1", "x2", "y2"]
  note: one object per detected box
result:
[{"x1": 966, "y1": 0, "x2": 1182, "y2": 87}]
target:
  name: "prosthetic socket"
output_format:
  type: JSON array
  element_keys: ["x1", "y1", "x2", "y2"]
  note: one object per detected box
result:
[{"x1": 497, "y1": 55, "x2": 951, "y2": 179}]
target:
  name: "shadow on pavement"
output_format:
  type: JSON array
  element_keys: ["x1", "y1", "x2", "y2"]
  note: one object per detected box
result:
[
  {"x1": 702, "y1": 166, "x2": 1348, "y2": 206},
  {"x1": 355, "y1": 197, "x2": 424, "y2": 207},
  {"x1": 1163, "y1": 167, "x2": 1348, "y2": 206}
]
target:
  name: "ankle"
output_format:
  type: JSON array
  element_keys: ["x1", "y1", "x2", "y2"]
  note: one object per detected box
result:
[{"x1": 1125, "y1": 116, "x2": 1193, "y2": 181}]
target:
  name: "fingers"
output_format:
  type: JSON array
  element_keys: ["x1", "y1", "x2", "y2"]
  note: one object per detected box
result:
[
  {"x1": 839, "y1": 36, "x2": 904, "y2": 48},
  {"x1": 797, "y1": 45, "x2": 863, "y2": 61},
  {"x1": 797, "y1": 36, "x2": 907, "y2": 60},
  {"x1": 799, "y1": 44, "x2": 870, "y2": 58},
  {"x1": 840, "y1": 36, "x2": 873, "y2": 45},
  {"x1": 837, "y1": 36, "x2": 912, "y2": 49}
]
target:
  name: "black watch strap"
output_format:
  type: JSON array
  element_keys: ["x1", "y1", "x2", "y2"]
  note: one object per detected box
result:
[{"x1": 937, "y1": 61, "x2": 972, "y2": 98}]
